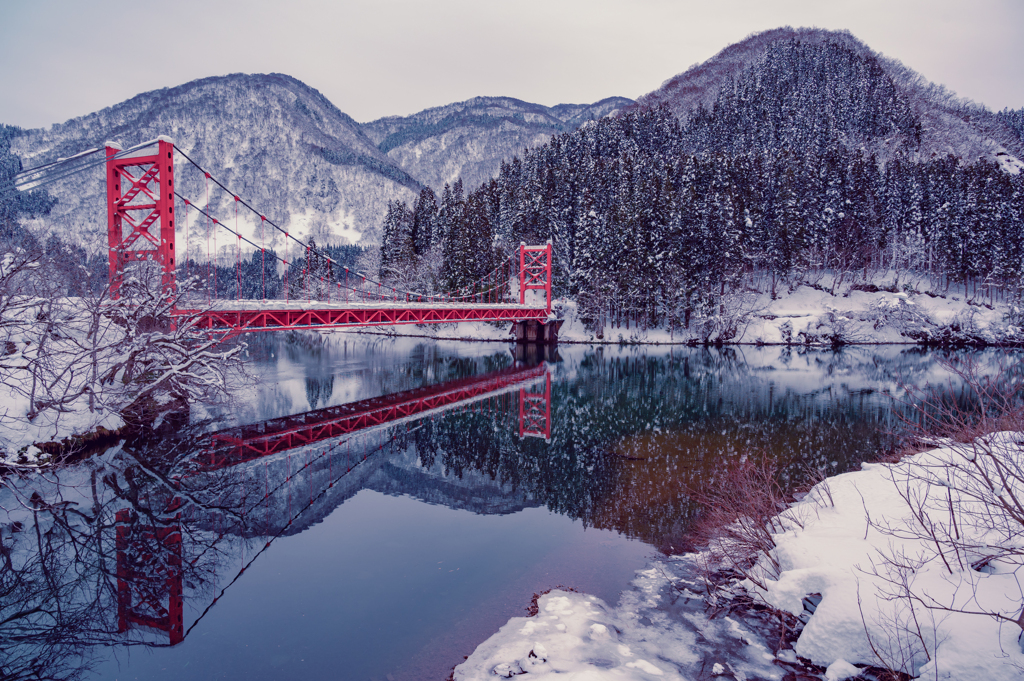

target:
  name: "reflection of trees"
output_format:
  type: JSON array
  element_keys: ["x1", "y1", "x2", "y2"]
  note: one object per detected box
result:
[
  {"x1": 1, "y1": 476, "x2": 115, "y2": 681},
  {"x1": 305, "y1": 375, "x2": 334, "y2": 409},
  {"x1": 2, "y1": 344, "x2": 1013, "y2": 679},
  {"x1": 413, "y1": 347, "x2": 1003, "y2": 552},
  {"x1": 0, "y1": 432, "x2": 259, "y2": 681},
  {"x1": 246, "y1": 332, "x2": 518, "y2": 413}
]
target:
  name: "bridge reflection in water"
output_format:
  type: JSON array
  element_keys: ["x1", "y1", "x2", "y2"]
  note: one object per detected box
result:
[{"x1": 112, "y1": 361, "x2": 553, "y2": 647}]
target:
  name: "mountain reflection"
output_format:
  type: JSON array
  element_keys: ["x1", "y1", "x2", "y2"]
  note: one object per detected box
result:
[{"x1": 1, "y1": 342, "x2": 1012, "y2": 680}]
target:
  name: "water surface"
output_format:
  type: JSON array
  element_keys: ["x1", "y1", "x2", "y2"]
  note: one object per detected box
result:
[{"x1": 1, "y1": 336, "x2": 1015, "y2": 680}]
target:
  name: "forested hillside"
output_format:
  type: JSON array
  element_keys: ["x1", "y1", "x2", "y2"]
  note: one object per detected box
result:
[
  {"x1": 379, "y1": 34, "x2": 1024, "y2": 338},
  {"x1": 630, "y1": 27, "x2": 1024, "y2": 165}
]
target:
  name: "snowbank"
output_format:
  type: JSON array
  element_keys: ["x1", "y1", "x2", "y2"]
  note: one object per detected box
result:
[
  {"x1": 345, "y1": 282, "x2": 1021, "y2": 346},
  {"x1": 0, "y1": 387, "x2": 123, "y2": 467},
  {"x1": 454, "y1": 557, "x2": 781, "y2": 680},
  {"x1": 456, "y1": 433, "x2": 1024, "y2": 680},
  {"x1": 751, "y1": 433, "x2": 1024, "y2": 679},
  {"x1": 352, "y1": 319, "x2": 512, "y2": 342}
]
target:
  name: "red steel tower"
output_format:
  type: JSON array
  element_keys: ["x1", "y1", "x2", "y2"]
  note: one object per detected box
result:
[{"x1": 105, "y1": 138, "x2": 177, "y2": 296}]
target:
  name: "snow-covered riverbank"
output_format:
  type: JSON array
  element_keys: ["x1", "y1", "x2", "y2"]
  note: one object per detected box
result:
[
  {"x1": 454, "y1": 432, "x2": 1024, "y2": 680},
  {"x1": 351, "y1": 281, "x2": 1022, "y2": 347},
  {"x1": 749, "y1": 432, "x2": 1024, "y2": 680}
]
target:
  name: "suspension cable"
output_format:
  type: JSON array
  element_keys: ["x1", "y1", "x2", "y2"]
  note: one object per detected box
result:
[{"x1": 172, "y1": 144, "x2": 527, "y2": 303}]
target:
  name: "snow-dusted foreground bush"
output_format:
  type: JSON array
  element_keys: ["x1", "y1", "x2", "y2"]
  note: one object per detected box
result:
[{"x1": 0, "y1": 253, "x2": 244, "y2": 462}]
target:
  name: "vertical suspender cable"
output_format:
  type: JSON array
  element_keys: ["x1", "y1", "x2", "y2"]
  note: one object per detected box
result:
[
  {"x1": 235, "y1": 197, "x2": 240, "y2": 300},
  {"x1": 184, "y1": 199, "x2": 191, "y2": 286},
  {"x1": 260, "y1": 216, "x2": 266, "y2": 301},
  {"x1": 205, "y1": 174, "x2": 211, "y2": 304},
  {"x1": 212, "y1": 191, "x2": 218, "y2": 299}
]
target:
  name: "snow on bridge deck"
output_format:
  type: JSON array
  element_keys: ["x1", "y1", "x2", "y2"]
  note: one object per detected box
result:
[{"x1": 174, "y1": 299, "x2": 552, "y2": 334}]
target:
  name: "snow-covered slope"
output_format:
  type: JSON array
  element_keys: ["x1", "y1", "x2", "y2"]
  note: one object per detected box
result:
[
  {"x1": 627, "y1": 27, "x2": 1024, "y2": 167},
  {"x1": 362, "y1": 96, "x2": 633, "y2": 192},
  {"x1": 10, "y1": 82, "x2": 630, "y2": 250},
  {"x1": 11, "y1": 73, "x2": 422, "y2": 251}
]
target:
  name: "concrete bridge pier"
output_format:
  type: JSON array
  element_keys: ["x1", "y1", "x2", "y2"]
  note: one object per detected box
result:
[{"x1": 512, "y1": 319, "x2": 562, "y2": 345}]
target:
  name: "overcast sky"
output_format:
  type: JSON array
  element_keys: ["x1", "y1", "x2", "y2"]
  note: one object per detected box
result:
[{"x1": 2, "y1": 0, "x2": 1022, "y2": 129}]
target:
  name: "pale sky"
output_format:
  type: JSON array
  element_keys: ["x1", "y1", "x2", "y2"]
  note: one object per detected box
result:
[{"x1": 1, "y1": 0, "x2": 1022, "y2": 129}]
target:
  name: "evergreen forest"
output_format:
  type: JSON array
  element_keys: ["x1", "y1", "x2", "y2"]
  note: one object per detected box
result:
[{"x1": 377, "y1": 38, "x2": 1024, "y2": 336}]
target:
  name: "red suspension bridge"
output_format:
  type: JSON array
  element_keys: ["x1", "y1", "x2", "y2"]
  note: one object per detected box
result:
[
  {"x1": 10, "y1": 138, "x2": 564, "y2": 647},
  {"x1": 94, "y1": 137, "x2": 559, "y2": 339}
]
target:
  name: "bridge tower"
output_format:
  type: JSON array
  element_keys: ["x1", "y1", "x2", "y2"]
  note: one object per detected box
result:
[
  {"x1": 514, "y1": 242, "x2": 561, "y2": 344},
  {"x1": 518, "y1": 241, "x2": 552, "y2": 312},
  {"x1": 519, "y1": 373, "x2": 552, "y2": 441},
  {"x1": 105, "y1": 138, "x2": 177, "y2": 297}
]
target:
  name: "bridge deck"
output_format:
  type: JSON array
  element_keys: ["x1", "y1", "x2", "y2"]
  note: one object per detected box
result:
[
  {"x1": 178, "y1": 299, "x2": 540, "y2": 311},
  {"x1": 194, "y1": 363, "x2": 548, "y2": 470},
  {"x1": 175, "y1": 300, "x2": 551, "y2": 334}
]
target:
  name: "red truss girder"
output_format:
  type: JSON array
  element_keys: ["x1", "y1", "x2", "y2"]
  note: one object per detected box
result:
[
  {"x1": 198, "y1": 364, "x2": 549, "y2": 470},
  {"x1": 177, "y1": 305, "x2": 550, "y2": 336}
]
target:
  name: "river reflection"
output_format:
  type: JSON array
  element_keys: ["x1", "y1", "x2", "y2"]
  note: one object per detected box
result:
[{"x1": 1, "y1": 337, "x2": 1018, "y2": 681}]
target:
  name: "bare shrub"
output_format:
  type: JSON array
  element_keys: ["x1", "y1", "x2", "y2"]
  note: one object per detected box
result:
[
  {"x1": 873, "y1": 355, "x2": 1024, "y2": 655},
  {"x1": 689, "y1": 456, "x2": 795, "y2": 594},
  {"x1": 798, "y1": 464, "x2": 835, "y2": 508},
  {"x1": 857, "y1": 557, "x2": 948, "y2": 678},
  {"x1": 0, "y1": 257, "x2": 246, "y2": 445}
]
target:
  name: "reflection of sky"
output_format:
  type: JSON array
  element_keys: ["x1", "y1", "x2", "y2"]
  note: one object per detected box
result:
[
  {"x1": 90, "y1": 490, "x2": 651, "y2": 681},
  {"x1": 2, "y1": 1, "x2": 1022, "y2": 128}
]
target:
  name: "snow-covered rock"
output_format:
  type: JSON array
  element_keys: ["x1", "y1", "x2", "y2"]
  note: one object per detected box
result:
[{"x1": 455, "y1": 556, "x2": 782, "y2": 680}]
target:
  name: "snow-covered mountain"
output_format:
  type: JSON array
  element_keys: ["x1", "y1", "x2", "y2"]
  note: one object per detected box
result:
[
  {"x1": 10, "y1": 81, "x2": 629, "y2": 251},
  {"x1": 627, "y1": 27, "x2": 1024, "y2": 168},
  {"x1": 362, "y1": 96, "x2": 632, "y2": 192},
  {"x1": 9, "y1": 27, "x2": 1024, "y2": 255},
  {"x1": 11, "y1": 73, "x2": 423, "y2": 254}
]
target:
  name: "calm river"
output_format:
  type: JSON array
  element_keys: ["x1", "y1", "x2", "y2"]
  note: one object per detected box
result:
[{"x1": 1, "y1": 335, "x2": 1016, "y2": 681}]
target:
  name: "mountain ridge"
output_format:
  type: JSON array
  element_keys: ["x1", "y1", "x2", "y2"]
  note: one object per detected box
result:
[
  {"x1": 10, "y1": 77, "x2": 630, "y2": 248},
  {"x1": 361, "y1": 94, "x2": 633, "y2": 192},
  {"x1": 627, "y1": 26, "x2": 1024, "y2": 166},
  {"x1": 8, "y1": 27, "x2": 1023, "y2": 251},
  {"x1": 12, "y1": 72, "x2": 425, "y2": 251}
]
